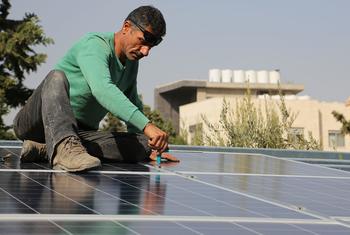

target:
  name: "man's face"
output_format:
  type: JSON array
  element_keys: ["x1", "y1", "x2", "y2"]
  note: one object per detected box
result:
[{"x1": 122, "y1": 21, "x2": 156, "y2": 61}]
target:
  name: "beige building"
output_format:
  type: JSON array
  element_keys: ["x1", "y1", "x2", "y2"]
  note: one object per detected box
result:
[
  {"x1": 155, "y1": 70, "x2": 350, "y2": 151},
  {"x1": 154, "y1": 79, "x2": 303, "y2": 132},
  {"x1": 180, "y1": 96, "x2": 350, "y2": 152}
]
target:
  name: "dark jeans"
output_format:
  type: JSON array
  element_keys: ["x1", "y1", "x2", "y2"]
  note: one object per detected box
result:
[{"x1": 13, "y1": 70, "x2": 151, "y2": 165}]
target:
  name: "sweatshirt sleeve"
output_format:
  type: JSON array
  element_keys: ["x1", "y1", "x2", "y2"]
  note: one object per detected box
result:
[
  {"x1": 126, "y1": 82, "x2": 147, "y2": 133},
  {"x1": 76, "y1": 36, "x2": 149, "y2": 131}
]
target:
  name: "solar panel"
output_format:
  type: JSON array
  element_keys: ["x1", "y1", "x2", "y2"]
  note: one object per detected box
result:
[{"x1": 0, "y1": 143, "x2": 350, "y2": 234}]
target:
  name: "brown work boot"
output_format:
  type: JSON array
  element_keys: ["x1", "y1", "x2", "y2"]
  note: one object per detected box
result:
[
  {"x1": 20, "y1": 140, "x2": 48, "y2": 163},
  {"x1": 53, "y1": 136, "x2": 101, "y2": 172}
]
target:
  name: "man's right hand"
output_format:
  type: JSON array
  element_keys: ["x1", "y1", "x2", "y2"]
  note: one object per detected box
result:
[{"x1": 143, "y1": 122, "x2": 168, "y2": 153}]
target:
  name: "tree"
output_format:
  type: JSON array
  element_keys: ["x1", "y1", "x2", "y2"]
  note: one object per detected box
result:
[
  {"x1": 100, "y1": 112, "x2": 127, "y2": 132},
  {"x1": 0, "y1": 88, "x2": 14, "y2": 139},
  {"x1": 101, "y1": 105, "x2": 187, "y2": 145},
  {"x1": 201, "y1": 88, "x2": 320, "y2": 150},
  {"x1": 332, "y1": 111, "x2": 350, "y2": 135},
  {"x1": 0, "y1": 0, "x2": 53, "y2": 139}
]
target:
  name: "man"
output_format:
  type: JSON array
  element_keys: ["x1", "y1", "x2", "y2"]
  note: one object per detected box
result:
[{"x1": 13, "y1": 5, "x2": 178, "y2": 172}]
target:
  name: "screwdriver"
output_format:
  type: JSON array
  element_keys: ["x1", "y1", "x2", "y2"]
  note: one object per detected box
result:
[{"x1": 156, "y1": 153, "x2": 162, "y2": 166}]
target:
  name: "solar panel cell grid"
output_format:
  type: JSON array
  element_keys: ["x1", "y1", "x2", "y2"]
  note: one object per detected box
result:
[
  {"x1": 0, "y1": 144, "x2": 350, "y2": 234},
  {"x1": 164, "y1": 152, "x2": 350, "y2": 177}
]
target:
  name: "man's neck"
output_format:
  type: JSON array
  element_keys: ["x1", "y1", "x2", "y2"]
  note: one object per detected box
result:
[{"x1": 114, "y1": 32, "x2": 126, "y2": 65}]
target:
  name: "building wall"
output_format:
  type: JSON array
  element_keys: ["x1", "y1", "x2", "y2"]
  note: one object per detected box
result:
[
  {"x1": 154, "y1": 80, "x2": 304, "y2": 134},
  {"x1": 198, "y1": 88, "x2": 246, "y2": 100},
  {"x1": 179, "y1": 97, "x2": 350, "y2": 152}
]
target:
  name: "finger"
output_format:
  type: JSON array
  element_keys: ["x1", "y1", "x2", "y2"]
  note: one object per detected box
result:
[
  {"x1": 162, "y1": 152, "x2": 180, "y2": 162},
  {"x1": 154, "y1": 136, "x2": 168, "y2": 153},
  {"x1": 149, "y1": 151, "x2": 157, "y2": 161},
  {"x1": 153, "y1": 135, "x2": 166, "y2": 150},
  {"x1": 149, "y1": 144, "x2": 160, "y2": 152},
  {"x1": 149, "y1": 155, "x2": 156, "y2": 161},
  {"x1": 159, "y1": 142, "x2": 168, "y2": 153},
  {"x1": 148, "y1": 144, "x2": 159, "y2": 154},
  {"x1": 148, "y1": 136, "x2": 160, "y2": 148},
  {"x1": 159, "y1": 133, "x2": 169, "y2": 150},
  {"x1": 148, "y1": 140, "x2": 154, "y2": 148},
  {"x1": 148, "y1": 139, "x2": 159, "y2": 150}
]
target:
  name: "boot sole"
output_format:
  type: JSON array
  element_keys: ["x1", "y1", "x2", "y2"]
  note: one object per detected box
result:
[{"x1": 53, "y1": 162, "x2": 101, "y2": 172}]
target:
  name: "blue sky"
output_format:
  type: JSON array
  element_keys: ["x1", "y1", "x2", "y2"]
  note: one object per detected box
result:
[{"x1": 8, "y1": 0, "x2": 350, "y2": 111}]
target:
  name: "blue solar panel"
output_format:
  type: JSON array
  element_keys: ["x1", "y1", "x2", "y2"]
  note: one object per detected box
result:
[
  {"x1": 0, "y1": 144, "x2": 350, "y2": 234},
  {"x1": 163, "y1": 152, "x2": 350, "y2": 177}
]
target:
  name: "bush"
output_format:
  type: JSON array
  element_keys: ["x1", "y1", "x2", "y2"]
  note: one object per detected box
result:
[{"x1": 200, "y1": 88, "x2": 320, "y2": 150}]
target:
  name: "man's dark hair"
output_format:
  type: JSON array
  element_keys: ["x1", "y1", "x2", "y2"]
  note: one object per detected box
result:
[{"x1": 126, "y1": 5, "x2": 166, "y2": 37}]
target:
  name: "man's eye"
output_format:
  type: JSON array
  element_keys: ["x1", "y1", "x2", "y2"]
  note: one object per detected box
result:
[{"x1": 139, "y1": 37, "x2": 145, "y2": 43}]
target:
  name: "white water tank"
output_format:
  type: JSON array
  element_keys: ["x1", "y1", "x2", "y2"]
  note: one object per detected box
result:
[
  {"x1": 257, "y1": 70, "x2": 269, "y2": 83},
  {"x1": 233, "y1": 70, "x2": 245, "y2": 83},
  {"x1": 269, "y1": 70, "x2": 281, "y2": 84},
  {"x1": 209, "y1": 69, "x2": 221, "y2": 82},
  {"x1": 245, "y1": 70, "x2": 257, "y2": 83},
  {"x1": 285, "y1": 95, "x2": 297, "y2": 100},
  {"x1": 221, "y1": 69, "x2": 233, "y2": 83},
  {"x1": 298, "y1": 95, "x2": 311, "y2": 100},
  {"x1": 258, "y1": 94, "x2": 269, "y2": 100}
]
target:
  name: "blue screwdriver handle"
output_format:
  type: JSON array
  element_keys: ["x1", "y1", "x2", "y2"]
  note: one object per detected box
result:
[
  {"x1": 156, "y1": 149, "x2": 169, "y2": 166},
  {"x1": 156, "y1": 154, "x2": 162, "y2": 165}
]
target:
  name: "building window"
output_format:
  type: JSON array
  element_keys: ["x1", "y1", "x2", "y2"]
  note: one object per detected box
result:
[
  {"x1": 328, "y1": 130, "x2": 345, "y2": 148},
  {"x1": 189, "y1": 123, "x2": 203, "y2": 145}
]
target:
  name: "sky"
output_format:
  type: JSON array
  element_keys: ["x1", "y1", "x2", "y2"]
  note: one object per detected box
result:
[{"x1": 5, "y1": 0, "x2": 350, "y2": 123}]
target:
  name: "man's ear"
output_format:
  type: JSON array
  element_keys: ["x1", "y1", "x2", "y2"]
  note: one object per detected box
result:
[{"x1": 122, "y1": 20, "x2": 132, "y2": 33}]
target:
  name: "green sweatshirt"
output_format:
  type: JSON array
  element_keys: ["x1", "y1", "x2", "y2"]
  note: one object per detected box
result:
[{"x1": 55, "y1": 32, "x2": 149, "y2": 132}]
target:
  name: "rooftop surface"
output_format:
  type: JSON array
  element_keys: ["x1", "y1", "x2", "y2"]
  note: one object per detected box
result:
[
  {"x1": 155, "y1": 80, "x2": 304, "y2": 95},
  {"x1": 0, "y1": 141, "x2": 350, "y2": 234}
]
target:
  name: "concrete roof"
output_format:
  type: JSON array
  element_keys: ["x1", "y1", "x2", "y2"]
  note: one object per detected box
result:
[{"x1": 155, "y1": 80, "x2": 304, "y2": 94}]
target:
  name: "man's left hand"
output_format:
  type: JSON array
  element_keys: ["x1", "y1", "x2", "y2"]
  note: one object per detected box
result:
[{"x1": 149, "y1": 151, "x2": 180, "y2": 162}]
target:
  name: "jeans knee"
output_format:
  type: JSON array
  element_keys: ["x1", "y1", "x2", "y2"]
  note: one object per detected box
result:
[
  {"x1": 43, "y1": 70, "x2": 70, "y2": 95},
  {"x1": 52, "y1": 70, "x2": 68, "y2": 83}
]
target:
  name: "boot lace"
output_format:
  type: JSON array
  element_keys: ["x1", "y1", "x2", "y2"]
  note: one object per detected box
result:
[{"x1": 62, "y1": 136, "x2": 87, "y2": 155}]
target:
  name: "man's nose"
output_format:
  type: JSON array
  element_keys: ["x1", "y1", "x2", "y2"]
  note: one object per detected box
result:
[{"x1": 140, "y1": 46, "x2": 151, "y2": 57}]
